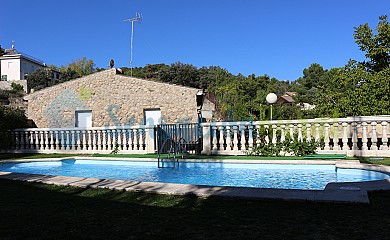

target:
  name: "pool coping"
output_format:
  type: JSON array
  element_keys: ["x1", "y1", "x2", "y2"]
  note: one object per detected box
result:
[{"x1": 1, "y1": 157, "x2": 390, "y2": 204}]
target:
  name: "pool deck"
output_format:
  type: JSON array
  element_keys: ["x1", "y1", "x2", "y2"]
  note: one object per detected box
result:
[{"x1": 1, "y1": 158, "x2": 390, "y2": 204}]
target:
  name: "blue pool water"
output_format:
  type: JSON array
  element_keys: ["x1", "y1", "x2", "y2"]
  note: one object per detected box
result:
[{"x1": 0, "y1": 160, "x2": 389, "y2": 190}]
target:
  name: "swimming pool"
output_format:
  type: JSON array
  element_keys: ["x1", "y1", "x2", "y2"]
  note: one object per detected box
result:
[{"x1": 1, "y1": 159, "x2": 389, "y2": 190}]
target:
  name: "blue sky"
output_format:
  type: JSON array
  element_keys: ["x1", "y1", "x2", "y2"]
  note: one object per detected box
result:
[{"x1": 1, "y1": 0, "x2": 389, "y2": 81}]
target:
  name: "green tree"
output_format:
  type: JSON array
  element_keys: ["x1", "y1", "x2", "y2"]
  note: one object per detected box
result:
[
  {"x1": 27, "y1": 68, "x2": 53, "y2": 90},
  {"x1": 354, "y1": 15, "x2": 390, "y2": 72},
  {"x1": 60, "y1": 57, "x2": 96, "y2": 77}
]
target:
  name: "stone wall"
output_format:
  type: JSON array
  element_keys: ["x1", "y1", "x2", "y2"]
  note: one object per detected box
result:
[
  {"x1": 0, "y1": 80, "x2": 27, "y2": 92},
  {"x1": 25, "y1": 68, "x2": 215, "y2": 128}
]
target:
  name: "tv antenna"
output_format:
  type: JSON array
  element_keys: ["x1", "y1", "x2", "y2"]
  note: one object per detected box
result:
[{"x1": 124, "y1": 12, "x2": 142, "y2": 77}]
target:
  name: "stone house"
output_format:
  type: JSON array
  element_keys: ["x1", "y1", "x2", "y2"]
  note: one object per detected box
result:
[{"x1": 24, "y1": 68, "x2": 215, "y2": 128}]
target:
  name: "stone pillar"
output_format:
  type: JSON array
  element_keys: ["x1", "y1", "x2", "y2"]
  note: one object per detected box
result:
[{"x1": 145, "y1": 125, "x2": 157, "y2": 153}]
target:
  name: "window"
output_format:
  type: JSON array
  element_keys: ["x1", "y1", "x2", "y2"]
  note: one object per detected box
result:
[
  {"x1": 75, "y1": 110, "x2": 92, "y2": 128},
  {"x1": 144, "y1": 109, "x2": 161, "y2": 126},
  {"x1": 1, "y1": 75, "x2": 7, "y2": 81}
]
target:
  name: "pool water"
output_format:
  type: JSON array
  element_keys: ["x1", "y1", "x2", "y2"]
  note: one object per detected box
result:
[{"x1": 0, "y1": 160, "x2": 389, "y2": 190}]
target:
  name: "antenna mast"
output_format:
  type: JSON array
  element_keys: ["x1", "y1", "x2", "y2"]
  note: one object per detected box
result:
[{"x1": 124, "y1": 12, "x2": 142, "y2": 77}]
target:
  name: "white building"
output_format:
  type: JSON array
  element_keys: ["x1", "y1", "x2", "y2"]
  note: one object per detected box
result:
[{"x1": 0, "y1": 44, "x2": 58, "y2": 92}]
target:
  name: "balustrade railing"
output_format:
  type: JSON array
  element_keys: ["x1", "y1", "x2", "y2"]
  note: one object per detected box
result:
[
  {"x1": 201, "y1": 116, "x2": 390, "y2": 157},
  {"x1": 3, "y1": 116, "x2": 390, "y2": 157},
  {"x1": 6, "y1": 125, "x2": 155, "y2": 154}
]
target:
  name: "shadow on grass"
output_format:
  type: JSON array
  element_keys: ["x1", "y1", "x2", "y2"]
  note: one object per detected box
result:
[{"x1": 1, "y1": 178, "x2": 390, "y2": 240}]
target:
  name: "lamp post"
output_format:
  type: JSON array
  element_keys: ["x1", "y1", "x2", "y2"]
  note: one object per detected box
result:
[{"x1": 266, "y1": 93, "x2": 278, "y2": 121}]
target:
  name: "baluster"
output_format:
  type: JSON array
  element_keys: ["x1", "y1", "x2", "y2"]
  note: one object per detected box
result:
[
  {"x1": 280, "y1": 124, "x2": 286, "y2": 142},
  {"x1": 271, "y1": 124, "x2": 277, "y2": 144},
  {"x1": 255, "y1": 125, "x2": 261, "y2": 147},
  {"x1": 65, "y1": 131, "x2": 70, "y2": 150},
  {"x1": 371, "y1": 122, "x2": 378, "y2": 150},
  {"x1": 60, "y1": 131, "x2": 65, "y2": 150},
  {"x1": 34, "y1": 131, "x2": 40, "y2": 150},
  {"x1": 106, "y1": 129, "x2": 112, "y2": 150},
  {"x1": 315, "y1": 123, "x2": 320, "y2": 141},
  {"x1": 49, "y1": 131, "x2": 54, "y2": 150},
  {"x1": 140, "y1": 129, "x2": 146, "y2": 150},
  {"x1": 240, "y1": 125, "x2": 246, "y2": 150},
  {"x1": 123, "y1": 129, "x2": 129, "y2": 150},
  {"x1": 289, "y1": 124, "x2": 295, "y2": 140},
  {"x1": 136, "y1": 129, "x2": 141, "y2": 150},
  {"x1": 297, "y1": 124, "x2": 303, "y2": 142},
  {"x1": 219, "y1": 126, "x2": 225, "y2": 150},
  {"x1": 13, "y1": 131, "x2": 19, "y2": 149},
  {"x1": 43, "y1": 131, "x2": 49, "y2": 150},
  {"x1": 306, "y1": 123, "x2": 312, "y2": 142},
  {"x1": 381, "y1": 121, "x2": 388, "y2": 150},
  {"x1": 324, "y1": 123, "x2": 330, "y2": 150},
  {"x1": 351, "y1": 122, "x2": 358, "y2": 151},
  {"x1": 342, "y1": 122, "x2": 349, "y2": 150},
  {"x1": 13, "y1": 132, "x2": 19, "y2": 150},
  {"x1": 112, "y1": 129, "x2": 117, "y2": 149},
  {"x1": 232, "y1": 126, "x2": 239, "y2": 152},
  {"x1": 128, "y1": 129, "x2": 133, "y2": 150},
  {"x1": 264, "y1": 125, "x2": 270, "y2": 144},
  {"x1": 54, "y1": 131, "x2": 60, "y2": 150},
  {"x1": 29, "y1": 131, "x2": 34, "y2": 149},
  {"x1": 119, "y1": 129, "x2": 126, "y2": 150},
  {"x1": 211, "y1": 126, "x2": 218, "y2": 151},
  {"x1": 75, "y1": 130, "x2": 83, "y2": 150},
  {"x1": 225, "y1": 126, "x2": 231, "y2": 151},
  {"x1": 97, "y1": 130, "x2": 103, "y2": 150},
  {"x1": 88, "y1": 130, "x2": 93, "y2": 150},
  {"x1": 248, "y1": 125, "x2": 254, "y2": 150},
  {"x1": 82, "y1": 130, "x2": 87, "y2": 150},
  {"x1": 361, "y1": 122, "x2": 368, "y2": 151},
  {"x1": 70, "y1": 130, "x2": 76, "y2": 150},
  {"x1": 19, "y1": 131, "x2": 24, "y2": 150},
  {"x1": 333, "y1": 123, "x2": 340, "y2": 150},
  {"x1": 39, "y1": 131, "x2": 44, "y2": 150}
]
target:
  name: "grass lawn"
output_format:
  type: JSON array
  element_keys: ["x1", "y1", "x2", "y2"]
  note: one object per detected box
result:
[
  {"x1": 0, "y1": 179, "x2": 390, "y2": 240},
  {"x1": 1, "y1": 153, "x2": 390, "y2": 239}
]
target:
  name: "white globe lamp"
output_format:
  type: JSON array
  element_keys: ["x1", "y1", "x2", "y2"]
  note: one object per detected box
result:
[{"x1": 266, "y1": 93, "x2": 278, "y2": 120}]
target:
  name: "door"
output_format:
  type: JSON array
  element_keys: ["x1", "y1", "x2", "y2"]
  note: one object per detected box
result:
[
  {"x1": 144, "y1": 109, "x2": 161, "y2": 126},
  {"x1": 76, "y1": 111, "x2": 92, "y2": 128}
]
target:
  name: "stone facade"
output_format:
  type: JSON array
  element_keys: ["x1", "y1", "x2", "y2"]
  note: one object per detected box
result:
[{"x1": 25, "y1": 68, "x2": 215, "y2": 128}]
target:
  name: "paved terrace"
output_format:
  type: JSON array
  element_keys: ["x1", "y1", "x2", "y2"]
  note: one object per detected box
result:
[{"x1": 1, "y1": 158, "x2": 390, "y2": 204}]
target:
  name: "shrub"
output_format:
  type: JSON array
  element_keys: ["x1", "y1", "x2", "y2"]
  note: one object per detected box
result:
[{"x1": 248, "y1": 128, "x2": 324, "y2": 157}]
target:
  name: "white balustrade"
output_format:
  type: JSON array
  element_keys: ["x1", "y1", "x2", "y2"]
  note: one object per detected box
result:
[
  {"x1": 6, "y1": 125, "x2": 153, "y2": 154},
  {"x1": 202, "y1": 116, "x2": 390, "y2": 157},
  {"x1": 5, "y1": 116, "x2": 390, "y2": 157}
]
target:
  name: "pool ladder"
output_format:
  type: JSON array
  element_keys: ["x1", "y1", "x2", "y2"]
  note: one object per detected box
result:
[{"x1": 157, "y1": 137, "x2": 184, "y2": 168}]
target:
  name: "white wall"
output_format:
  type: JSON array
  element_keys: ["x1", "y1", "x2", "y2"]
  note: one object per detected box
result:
[
  {"x1": 1, "y1": 58, "x2": 20, "y2": 81},
  {"x1": 0, "y1": 55, "x2": 43, "y2": 81}
]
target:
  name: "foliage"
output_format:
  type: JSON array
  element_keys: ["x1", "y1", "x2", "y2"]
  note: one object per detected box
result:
[
  {"x1": 0, "y1": 106, "x2": 28, "y2": 150},
  {"x1": 354, "y1": 15, "x2": 390, "y2": 72},
  {"x1": 10, "y1": 83, "x2": 24, "y2": 92},
  {"x1": 248, "y1": 129, "x2": 323, "y2": 157},
  {"x1": 110, "y1": 144, "x2": 120, "y2": 154},
  {"x1": 27, "y1": 68, "x2": 53, "y2": 90},
  {"x1": 314, "y1": 61, "x2": 390, "y2": 117},
  {"x1": 60, "y1": 57, "x2": 96, "y2": 76}
]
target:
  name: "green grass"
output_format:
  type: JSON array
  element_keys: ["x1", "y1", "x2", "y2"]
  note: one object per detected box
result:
[
  {"x1": 1, "y1": 179, "x2": 390, "y2": 239},
  {"x1": 358, "y1": 157, "x2": 390, "y2": 166}
]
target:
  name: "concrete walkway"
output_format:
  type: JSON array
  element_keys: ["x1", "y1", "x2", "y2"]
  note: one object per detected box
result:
[{"x1": 1, "y1": 158, "x2": 390, "y2": 204}]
